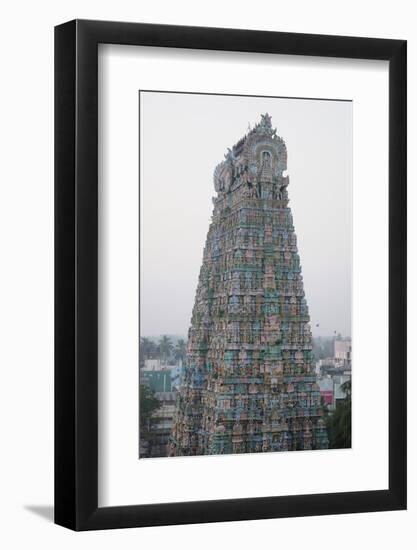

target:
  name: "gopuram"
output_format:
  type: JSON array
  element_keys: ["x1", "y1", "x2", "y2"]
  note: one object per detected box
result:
[{"x1": 169, "y1": 114, "x2": 328, "y2": 456}]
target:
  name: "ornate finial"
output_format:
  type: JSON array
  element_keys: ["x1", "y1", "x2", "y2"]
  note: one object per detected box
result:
[
  {"x1": 253, "y1": 113, "x2": 275, "y2": 137},
  {"x1": 261, "y1": 113, "x2": 272, "y2": 127}
]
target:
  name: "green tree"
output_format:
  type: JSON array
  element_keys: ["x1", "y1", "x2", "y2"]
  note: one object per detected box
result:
[
  {"x1": 158, "y1": 335, "x2": 173, "y2": 365},
  {"x1": 326, "y1": 380, "x2": 351, "y2": 449},
  {"x1": 174, "y1": 339, "x2": 187, "y2": 363},
  {"x1": 139, "y1": 384, "x2": 161, "y2": 433},
  {"x1": 140, "y1": 337, "x2": 157, "y2": 366}
]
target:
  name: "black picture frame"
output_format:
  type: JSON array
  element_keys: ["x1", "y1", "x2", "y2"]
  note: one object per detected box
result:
[{"x1": 55, "y1": 19, "x2": 407, "y2": 531}]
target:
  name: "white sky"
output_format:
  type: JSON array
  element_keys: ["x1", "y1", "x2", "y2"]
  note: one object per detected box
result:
[{"x1": 140, "y1": 91, "x2": 352, "y2": 338}]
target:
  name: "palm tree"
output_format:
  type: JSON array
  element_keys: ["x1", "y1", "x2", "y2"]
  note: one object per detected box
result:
[
  {"x1": 140, "y1": 337, "x2": 157, "y2": 366},
  {"x1": 139, "y1": 384, "x2": 161, "y2": 457},
  {"x1": 326, "y1": 379, "x2": 351, "y2": 449},
  {"x1": 139, "y1": 384, "x2": 161, "y2": 431},
  {"x1": 340, "y1": 379, "x2": 351, "y2": 397},
  {"x1": 158, "y1": 335, "x2": 173, "y2": 365},
  {"x1": 174, "y1": 339, "x2": 187, "y2": 363}
]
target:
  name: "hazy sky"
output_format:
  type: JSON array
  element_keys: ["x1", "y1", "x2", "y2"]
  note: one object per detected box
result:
[{"x1": 140, "y1": 91, "x2": 352, "y2": 338}]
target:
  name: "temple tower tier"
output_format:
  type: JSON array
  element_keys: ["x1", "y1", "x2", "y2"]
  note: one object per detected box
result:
[{"x1": 169, "y1": 114, "x2": 328, "y2": 456}]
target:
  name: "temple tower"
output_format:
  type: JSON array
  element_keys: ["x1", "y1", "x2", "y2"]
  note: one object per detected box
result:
[{"x1": 169, "y1": 114, "x2": 328, "y2": 456}]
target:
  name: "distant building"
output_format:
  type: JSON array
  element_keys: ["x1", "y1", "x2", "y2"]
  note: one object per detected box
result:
[
  {"x1": 140, "y1": 363, "x2": 183, "y2": 457},
  {"x1": 318, "y1": 372, "x2": 351, "y2": 411},
  {"x1": 170, "y1": 365, "x2": 182, "y2": 389},
  {"x1": 316, "y1": 358, "x2": 336, "y2": 376},
  {"x1": 334, "y1": 338, "x2": 352, "y2": 370},
  {"x1": 142, "y1": 369, "x2": 172, "y2": 393},
  {"x1": 143, "y1": 358, "x2": 162, "y2": 371},
  {"x1": 146, "y1": 391, "x2": 178, "y2": 458},
  {"x1": 141, "y1": 362, "x2": 183, "y2": 393},
  {"x1": 315, "y1": 338, "x2": 352, "y2": 377},
  {"x1": 318, "y1": 378, "x2": 333, "y2": 406},
  {"x1": 333, "y1": 374, "x2": 351, "y2": 405}
]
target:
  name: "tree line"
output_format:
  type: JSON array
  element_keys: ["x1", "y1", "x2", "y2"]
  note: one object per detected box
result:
[
  {"x1": 140, "y1": 336, "x2": 187, "y2": 367},
  {"x1": 325, "y1": 379, "x2": 351, "y2": 449}
]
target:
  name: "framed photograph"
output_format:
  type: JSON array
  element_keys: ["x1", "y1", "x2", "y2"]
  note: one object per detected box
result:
[{"x1": 55, "y1": 20, "x2": 406, "y2": 530}]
